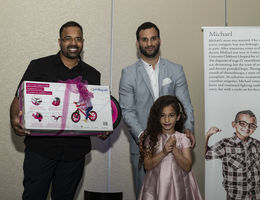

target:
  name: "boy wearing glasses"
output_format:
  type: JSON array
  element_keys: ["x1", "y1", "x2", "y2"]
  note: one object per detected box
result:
[{"x1": 205, "y1": 110, "x2": 260, "y2": 200}]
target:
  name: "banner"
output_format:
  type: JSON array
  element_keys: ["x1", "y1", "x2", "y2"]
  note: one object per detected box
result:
[{"x1": 204, "y1": 27, "x2": 260, "y2": 199}]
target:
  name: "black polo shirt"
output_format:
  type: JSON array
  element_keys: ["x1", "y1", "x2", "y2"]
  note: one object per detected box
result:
[{"x1": 17, "y1": 52, "x2": 100, "y2": 161}]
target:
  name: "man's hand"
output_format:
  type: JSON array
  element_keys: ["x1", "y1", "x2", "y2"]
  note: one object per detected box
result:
[
  {"x1": 10, "y1": 97, "x2": 30, "y2": 136},
  {"x1": 10, "y1": 110, "x2": 30, "y2": 136},
  {"x1": 184, "y1": 128, "x2": 195, "y2": 148},
  {"x1": 98, "y1": 131, "x2": 113, "y2": 140}
]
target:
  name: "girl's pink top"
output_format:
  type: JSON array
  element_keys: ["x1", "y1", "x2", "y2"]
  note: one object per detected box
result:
[{"x1": 139, "y1": 131, "x2": 203, "y2": 200}]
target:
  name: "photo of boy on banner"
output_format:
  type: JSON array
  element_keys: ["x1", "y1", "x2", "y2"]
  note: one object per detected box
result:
[{"x1": 205, "y1": 110, "x2": 260, "y2": 200}]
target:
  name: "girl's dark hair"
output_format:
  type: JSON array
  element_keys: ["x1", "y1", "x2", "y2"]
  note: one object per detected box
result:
[{"x1": 139, "y1": 95, "x2": 187, "y2": 166}]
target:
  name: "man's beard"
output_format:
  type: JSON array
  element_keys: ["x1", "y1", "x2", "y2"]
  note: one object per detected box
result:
[
  {"x1": 139, "y1": 43, "x2": 160, "y2": 58},
  {"x1": 61, "y1": 45, "x2": 82, "y2": 59}
]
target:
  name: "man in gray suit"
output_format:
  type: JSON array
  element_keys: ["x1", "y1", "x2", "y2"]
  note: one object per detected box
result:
[{"x1": 119, "y1": 22, "x2": 195, "y2": 199}]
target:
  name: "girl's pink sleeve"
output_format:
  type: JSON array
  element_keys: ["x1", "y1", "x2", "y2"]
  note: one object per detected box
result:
[{"x1": 177, "y1": 132, "x2": 191, "y2": 149}]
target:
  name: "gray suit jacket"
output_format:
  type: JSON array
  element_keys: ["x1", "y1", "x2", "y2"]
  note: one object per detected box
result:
[{"x1": 119, "y1": 58, "x2": 194, "y2": 154}]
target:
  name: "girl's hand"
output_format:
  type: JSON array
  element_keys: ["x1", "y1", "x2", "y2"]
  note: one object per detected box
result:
[
  {"x1": 170, "y1": 135, "x2": 176, "y2": 147},
  {"x1": 206, "y1": 126, "x2": 221, "y2": 137},
  {"x1": 163, "y1": 136, "x2": 176, "y2": 155}
]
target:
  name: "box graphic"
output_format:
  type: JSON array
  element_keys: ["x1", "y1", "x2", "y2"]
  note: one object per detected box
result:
[{"x1": 19, "y1": 81, "x2": 113, "y2": 136}]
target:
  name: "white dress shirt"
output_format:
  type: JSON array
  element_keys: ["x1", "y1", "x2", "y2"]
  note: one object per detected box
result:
[
  {"x1": 138, "y1": 58, "x2": 160, "y2": 138},
  {"x1": 142, "y1": 58, "x2": 160, "y2": 101}
]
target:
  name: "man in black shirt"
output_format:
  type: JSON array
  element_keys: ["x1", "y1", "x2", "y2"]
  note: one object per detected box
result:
[{"x1": 10, "y1": 21, "x2": 107, "y2": 200}]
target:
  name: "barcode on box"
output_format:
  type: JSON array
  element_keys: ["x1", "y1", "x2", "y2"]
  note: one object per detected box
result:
[{"x1": 103, "y1": 122, "x2": 108, "y2": 126}]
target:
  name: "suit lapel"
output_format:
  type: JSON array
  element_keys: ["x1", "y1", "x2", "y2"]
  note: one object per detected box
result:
[
  {"x1": 137, "y1": 60, "x2": 155, "y2": 99},
  {"x1": 158, "y1": 59, "x2": 166, "y2": 96}
]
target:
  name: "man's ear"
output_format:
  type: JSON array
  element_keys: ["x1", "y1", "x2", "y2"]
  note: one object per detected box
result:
[
  {"x1": 136, "y1": 40, "x2": 139, "y2": 49},
  {"x1": 232, "y1": 121, "x2": 236, "y2": 128}
]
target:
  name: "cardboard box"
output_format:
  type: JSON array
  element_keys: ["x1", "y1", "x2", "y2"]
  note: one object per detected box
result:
[{"x1": 19, "y1": 81, "x2": 113, "y2": 136}]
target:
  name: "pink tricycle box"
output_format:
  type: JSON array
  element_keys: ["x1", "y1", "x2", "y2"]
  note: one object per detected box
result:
[{"x1": 19, "y1": 81, "x2": 113, "y2": 136}]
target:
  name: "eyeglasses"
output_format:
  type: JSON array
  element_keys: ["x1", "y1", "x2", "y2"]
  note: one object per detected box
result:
[
  {"x1": 61, "y1": 37, "x2": 83, "y2": 43},
  {"x1": 237, "y1": 120, "x2": 257, "y2": 130}
]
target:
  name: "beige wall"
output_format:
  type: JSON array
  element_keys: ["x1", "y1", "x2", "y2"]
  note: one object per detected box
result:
[{"x1": 1, "y1": 0, "x2": 260, "y2": 199}]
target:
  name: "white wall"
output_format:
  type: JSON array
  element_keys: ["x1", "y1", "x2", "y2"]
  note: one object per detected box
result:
[{"x1": 1, "y1": 0, "x2": 260, "y2": 199}]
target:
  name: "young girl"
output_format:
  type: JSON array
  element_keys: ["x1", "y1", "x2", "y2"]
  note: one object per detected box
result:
[{"x1": 138, "y1": 95, "x2": 202, "y2": 200}]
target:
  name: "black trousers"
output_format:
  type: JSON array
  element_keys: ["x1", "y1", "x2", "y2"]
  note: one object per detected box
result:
[{"x1": 22, "y1": 148, "x2": 85, "y2": 200}]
